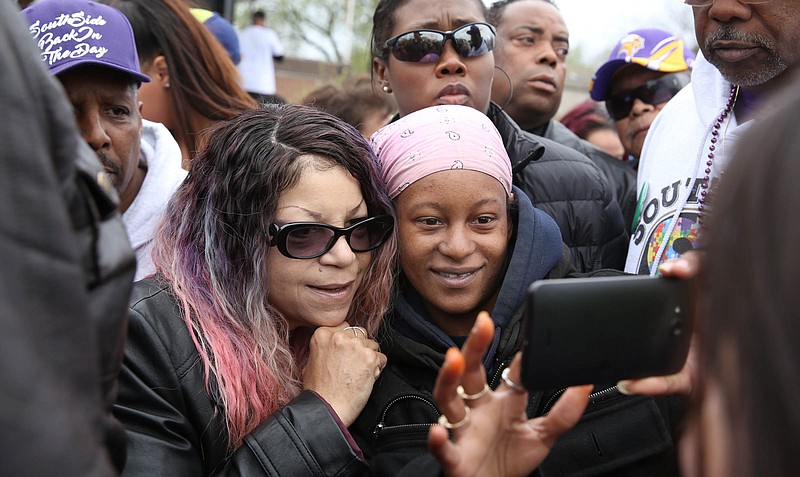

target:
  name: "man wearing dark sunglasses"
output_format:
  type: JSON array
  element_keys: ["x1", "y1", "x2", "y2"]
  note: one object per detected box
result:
[{"x1": 590, "y1": 28, "x2": 696, "y2": 169}]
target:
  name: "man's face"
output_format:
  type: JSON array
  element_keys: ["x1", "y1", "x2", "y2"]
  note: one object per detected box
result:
[
  {"x1": 607, "y1": 66, "x2": 672, "y2": 160},
  {"x1": 491, "y1": 0, "x2": 568, "y2": 130},
  {"x1": 59, "y1": 67, "x2": 143, "y2": 209},
  {"x1": 693, "y1": 0, "x2": 800, "y2": 92}
]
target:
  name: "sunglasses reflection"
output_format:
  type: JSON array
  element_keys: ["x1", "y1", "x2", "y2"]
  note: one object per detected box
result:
[{"x1": 383, "y1": 22, "x2": 495, "y2": 63}]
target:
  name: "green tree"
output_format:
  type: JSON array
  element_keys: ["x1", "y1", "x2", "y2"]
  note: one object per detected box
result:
[{"x1": 236, "y1": 0, "x2": 379, "y2": 75}]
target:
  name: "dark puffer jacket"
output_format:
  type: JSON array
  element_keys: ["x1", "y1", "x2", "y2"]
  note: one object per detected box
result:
[
  {"x1": 487, "y1": 103, "x2": 628, "y2": 272},
  {"x1": 530, "y1": 119, "x2": 638, "y2": 236}
]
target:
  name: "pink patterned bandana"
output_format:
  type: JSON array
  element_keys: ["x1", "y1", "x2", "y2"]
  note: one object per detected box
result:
[{"x1": 370, "y1": 105, "x2": 512, "y2": 199}]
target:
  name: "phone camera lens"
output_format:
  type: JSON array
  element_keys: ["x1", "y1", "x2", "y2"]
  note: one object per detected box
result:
[{"x1": 670, "y1": 318, "x2": 683, "y2": 336}]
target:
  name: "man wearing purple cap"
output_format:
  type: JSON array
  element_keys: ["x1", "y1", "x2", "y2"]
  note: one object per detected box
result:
[
  {"x1": 23, "y1": 0, "x2": 186, "y2": 281},
  {"x1": 616, "y1": 2, "x2": 800, "y2": 276},
  {"x1": 590, "y1": 28, "x2": 696, "y2": 169}
]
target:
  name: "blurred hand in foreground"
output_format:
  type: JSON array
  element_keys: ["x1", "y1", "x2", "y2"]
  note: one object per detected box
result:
[{"x1": 429, "y1": 311, "x2": 591, "y2": 477}]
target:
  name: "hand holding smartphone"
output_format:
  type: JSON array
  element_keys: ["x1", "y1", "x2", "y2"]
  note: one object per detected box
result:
[{"x1": 521, "y1": 275, "x2": 693, "y2": 392}]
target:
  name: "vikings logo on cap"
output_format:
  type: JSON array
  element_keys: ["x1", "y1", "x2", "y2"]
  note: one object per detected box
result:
[
  {"x1": 590, "y1": 28, "x2": 696, "y2": 101},
  {"x1": 617, "y1": 33, "x2": 645, "y2": 60}
]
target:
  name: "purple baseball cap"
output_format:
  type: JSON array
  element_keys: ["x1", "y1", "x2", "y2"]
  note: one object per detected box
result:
[
  {"x1": 590, "y1": 28, "x2": 694, "y2": 101},
  {"x1": 22, "y1": 0, "x2": 150, "y2": 83}
]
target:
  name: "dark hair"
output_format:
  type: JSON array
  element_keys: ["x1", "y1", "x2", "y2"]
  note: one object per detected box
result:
[
  {"x1": 559, "y1": 99, "x2": 616, "y2": 141},
  {"x1": 153, "y1": 104, "x2": 397, "y2": 448},
  {"x1": 101, "y1": 0, "x2": 257, "y2": 158},
  {"x1": 302, "y1": 75, "x2": 396, "y2": 135},
  {"x1": 486, "y1": 0, "x2": 558, "y2": 26},
  {"x1": 253, "y1": 10, "x2": 266, "y2": 21},
  {"x1": 371, "y1": 0, "x2": 488, "y2": 59},
  {"x1": 698, "y1": 85, "x2": 800, "y2": 476}
]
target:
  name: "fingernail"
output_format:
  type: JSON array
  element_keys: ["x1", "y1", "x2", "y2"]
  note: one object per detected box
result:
[
  {"x1": 617, "y1": 380, "x2": 632, "y2": 395},
  {"x1": 659, "y1": 262, "x2": 673, "y2": 274}
]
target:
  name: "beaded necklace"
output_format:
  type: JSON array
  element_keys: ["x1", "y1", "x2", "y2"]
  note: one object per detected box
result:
[
  {"x1": 697, "y1": 83, "x2": 739, "y2": 226},
  {"x1": 648, "y1": 83, "x2": 740, "y2": 276}
]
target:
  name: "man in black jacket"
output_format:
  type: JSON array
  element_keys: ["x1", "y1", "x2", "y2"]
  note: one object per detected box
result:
[
  {"x1": 487, "y1": 0, "x2": 638, "y2": 235},
  {"x1": 485, "y1": 103, "x2": 628, "y2": 271}
]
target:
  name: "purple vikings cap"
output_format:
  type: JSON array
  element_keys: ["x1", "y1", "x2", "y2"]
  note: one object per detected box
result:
[
  {"x1": 22, "y1": 0, "x2": 150, "y2": 83},
  {"x1": 590, "y1": 28, "x2": 695, "y2": 101}
]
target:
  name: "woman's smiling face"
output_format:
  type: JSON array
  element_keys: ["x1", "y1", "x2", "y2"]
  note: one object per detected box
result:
[
  {"x1": 266, "y1": 158, "x2": 373, "y2": 331},
  {"x1": 373, "y1": 0, "x2": 495, "y2": 117},
  {"x1": 395, "y1": 169, "x2": 512, "y2": 336}
]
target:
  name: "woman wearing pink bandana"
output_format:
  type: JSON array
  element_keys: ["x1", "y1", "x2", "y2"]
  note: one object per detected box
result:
[{"x1": 350, "y1": 105, "x2": 685, "y2": 477}]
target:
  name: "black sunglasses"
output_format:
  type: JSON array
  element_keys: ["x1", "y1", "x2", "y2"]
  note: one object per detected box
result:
[
  {"x1": 269, "y1": 215, "x2": 394, "y2": 260},
  {"x1": 605, "y1": 73, "x2": 690, "y2": 120},
  {"x1": 382, "y1": 22, "x2": 496, "y2": 63}
]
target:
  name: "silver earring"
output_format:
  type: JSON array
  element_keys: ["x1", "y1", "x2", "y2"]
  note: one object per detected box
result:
[
  {"x1": 165, "y1": 82, "x2": 171, "y2": 89},
  {"x1": 382, "y1": 85, "x2": 391, "y2": 93}
]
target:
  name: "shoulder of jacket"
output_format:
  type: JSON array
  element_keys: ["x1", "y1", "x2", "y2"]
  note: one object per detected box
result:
[{"x1": 128, "y1": 278, "x2": 192, "y2": 349}]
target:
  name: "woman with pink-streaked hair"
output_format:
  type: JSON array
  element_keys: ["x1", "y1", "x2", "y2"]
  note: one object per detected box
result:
[{"x1": 114, "y1": 104, "x2": 397, "y2": 476}]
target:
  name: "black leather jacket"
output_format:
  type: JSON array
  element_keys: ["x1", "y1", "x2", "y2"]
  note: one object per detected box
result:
[
  {"x1": 531, "y1": 119, "x2": 638, "y2": 235},
  {"x1": 115, "y1": 278, "x2": 367, "y2": 476},
  {"x1": 486, "y1": 103, "x2": 628, "y2": 271}
]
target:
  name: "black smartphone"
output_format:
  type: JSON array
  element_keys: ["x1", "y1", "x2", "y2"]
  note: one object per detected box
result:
[{"x1": 520, "y1": 275, "x2": 693, "y2": 392}]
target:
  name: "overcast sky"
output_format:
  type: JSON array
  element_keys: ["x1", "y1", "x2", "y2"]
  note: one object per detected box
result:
[{"x1": 484, "y1": 0, "x2": 698, "y2": 62}]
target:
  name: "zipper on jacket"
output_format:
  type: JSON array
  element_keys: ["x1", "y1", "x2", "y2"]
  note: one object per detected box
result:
[
  {"x1": 488, "y1": 358, "x2": 510, "y2": 389},
  {"x1": 541, "y1": 385, "x2": 620, "y2": 415},
  {"x1": 374, "y1": 394, "x2": 439, "y2": 437}
]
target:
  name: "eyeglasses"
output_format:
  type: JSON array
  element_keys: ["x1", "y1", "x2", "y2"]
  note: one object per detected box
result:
[
  {"x1": 605, "y1": 73, "x2": 690, "y2": 120},
  {"x1": 683, "y1": 0, "x2": 772, "y2": 6},
  {"x1": 269, "y1": 215, "x2": 394, "y2": 259},
  {"x1": 382, "y1": 22, "x2": 496, "y2": 63}
]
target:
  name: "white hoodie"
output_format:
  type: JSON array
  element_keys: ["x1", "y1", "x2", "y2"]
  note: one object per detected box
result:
[
  {"x1": 122, "y1": 120, "x2": 187, "y2": 281},
  {"x1": 624, "y1": 53, "x2": 756, "y2": 275}
]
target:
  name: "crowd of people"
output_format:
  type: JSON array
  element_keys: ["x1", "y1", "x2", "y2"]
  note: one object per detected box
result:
[{"x1": 1, "y1": 0, "x2": 799, "y2": 476}]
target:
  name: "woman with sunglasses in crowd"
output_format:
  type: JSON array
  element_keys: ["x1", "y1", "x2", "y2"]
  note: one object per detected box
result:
[
  {"x1": 349, "y1": 104, "x2": 684, "y2": 476},
  {"x1": 369, "y1": 0, "x2": 628, "y2": 273},
  {"x1": 113, "y1": 105, "x2": 396, "y2": 476}
]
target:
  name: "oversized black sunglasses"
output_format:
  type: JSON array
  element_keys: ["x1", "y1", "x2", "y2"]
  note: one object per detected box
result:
[
  {"x1": 269, "y1": 215, "x2": 394, "y2": 260},
  {"x1": 605, "y1": 73, "x2": 690, "y2": 120},
  {"x1": 382, "y1": 22, "x2": 496, "y2": 63}
]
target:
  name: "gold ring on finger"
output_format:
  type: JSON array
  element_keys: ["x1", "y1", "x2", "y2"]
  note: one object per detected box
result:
[
  {"x1": 501, "y1": 367, "x2": 526, "y2": 393},
  {"x1": 341, "y1": 326, "x2": 367, "y2": 339},
  {"x1": 437, "y1": 406, "x2": 470, "y2": 430},
  {"x1": 456, "y1": 383, "x2": 490, "y2": 400}
]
